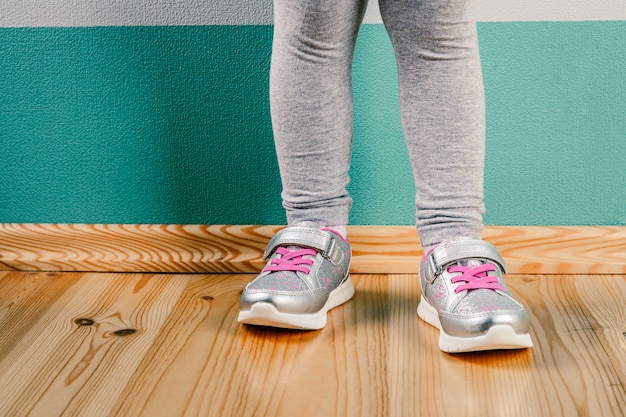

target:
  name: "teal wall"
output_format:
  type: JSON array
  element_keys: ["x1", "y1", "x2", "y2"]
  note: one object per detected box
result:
[{"x1": 1, "y1": 22, "x2": 625, "y2": 226}]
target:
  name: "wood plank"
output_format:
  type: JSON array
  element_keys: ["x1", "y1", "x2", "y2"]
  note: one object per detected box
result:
[
  {"x1": 574, "y1": 275, "x2": 626, "y2": 393},
  {"x1": 408, "y1": 275, "x2": 626, "y2": 416},
  {"x1": 0, "y1": 271, "x2": 624, "y2": 416},
  {"x1": 110, "y1": 273, "x2": 390, "y2": 417},
  {"x1": 0, "y1": 224, "x2": 280, "y2": 273},
  {"x1": 512, "y1": 274, "x2": 626, "y2": 416},
  {"x1": 109, "y1": 273, "x2": 252, "y2": 417},
  {"x1": 486, "y1": 226, "x2": 626, "y2": 274},
  {"x1": 1, "y1": 224, "x2": 625, "y2": 274},
  {"x1": 0, "y1": 271, "x2": 190, "y2": 417},
  {"x1": 0, "y1": 271, "x2": 81, "y2": 361}
]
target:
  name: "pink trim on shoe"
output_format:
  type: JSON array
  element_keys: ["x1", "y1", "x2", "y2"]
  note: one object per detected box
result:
[{"x1": 422, "y1": 244, "x2": 439, "y2": 261}]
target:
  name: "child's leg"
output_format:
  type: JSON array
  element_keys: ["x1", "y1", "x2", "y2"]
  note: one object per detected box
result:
[
  {"x1": 238, "y1": 0, "x2": 366, "y2": 329},
  {"x1": 270, "y1": 0, "x2": 367, "y2": 228},
  {"x1": 379, "y1": 0, "x2": 486, "y2": 247},
  {"x1": 380, "y1": 0, "x2": 532, "y2": 352}
]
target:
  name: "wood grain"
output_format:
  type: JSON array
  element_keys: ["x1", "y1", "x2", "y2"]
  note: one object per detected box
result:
[
  {"x1": 0, "y1": 271, "x2": 624, "y2": 416},
  {"x1": 0, "y1": 224, "x2": 625, "y2": 274},
  {"x1": 0, "y1": 271, "x2": 191, "y2": 417}
]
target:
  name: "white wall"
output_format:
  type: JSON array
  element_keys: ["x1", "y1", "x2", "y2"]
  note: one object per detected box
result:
[
  {"x1": 366, "y1": 0, "x2": 626, "y2": 23},
  {"x1": 1, "y1": 0, "x2": 625, "y2": 27}
]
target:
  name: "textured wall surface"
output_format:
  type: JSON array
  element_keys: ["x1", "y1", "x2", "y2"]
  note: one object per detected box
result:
[
  {"x1": 1, "y1": 1, "x2": 625, "y2": 226},
  {"x1": 2, "y1": 0, "x2": 625, "y2": 26}
]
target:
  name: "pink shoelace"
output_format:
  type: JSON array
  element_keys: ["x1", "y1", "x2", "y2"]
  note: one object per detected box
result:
[
  {"x1": 448, "y1": 263, "x2": 504, "y2": 293},
  {"x1": 262, "y1": 247, "x2": 318, "y2": 274}
]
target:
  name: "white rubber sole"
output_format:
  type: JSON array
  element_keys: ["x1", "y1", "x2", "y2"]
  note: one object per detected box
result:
[
  {"x1": 417, "y1": 296, "x2": 533, "y2": 353},
  {"x1": 237, "y1": 278, "x2": 355, "y2": 330}
]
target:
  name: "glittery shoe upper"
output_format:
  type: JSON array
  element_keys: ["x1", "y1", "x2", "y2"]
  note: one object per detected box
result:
[
  {"x1": 240, "y1": 226, "x2": 352, "y2": 316},
  {"x1": 419, "y1": 239, "x2": 531, "y2": 340}
]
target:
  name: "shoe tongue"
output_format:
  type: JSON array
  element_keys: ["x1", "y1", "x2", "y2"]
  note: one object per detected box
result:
[
  {"x1": 457, "y1": 258, "x2": 484, "y2": 268},
  {"x1": 283, "y1": 245, "x2": 318, "y2": 254}
]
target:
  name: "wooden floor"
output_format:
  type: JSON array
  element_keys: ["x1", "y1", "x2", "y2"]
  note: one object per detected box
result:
[{"x1": 0, "y1": 271, "x2": 624, "y2": 417}]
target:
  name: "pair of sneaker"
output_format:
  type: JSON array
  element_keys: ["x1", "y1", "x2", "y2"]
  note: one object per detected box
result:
[{"x1": 238, "y1": 225, "x2": 533, "y2": 353}]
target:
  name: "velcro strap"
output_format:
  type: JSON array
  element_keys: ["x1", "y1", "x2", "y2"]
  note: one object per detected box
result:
[
  {"x1": 427, "y1": 239, "x2": 507, "y2": 278},
  {"x1": 264, "y1": 227, "x2": 334, "y2": 259}
]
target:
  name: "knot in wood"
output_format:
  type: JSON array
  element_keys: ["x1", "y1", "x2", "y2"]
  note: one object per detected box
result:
[
  {"x1": 75, "y1": 318, "x2": 95, "y2": 326},
  {"x1": 113, "y1": 329, "x2": 137, "y2": 337}
]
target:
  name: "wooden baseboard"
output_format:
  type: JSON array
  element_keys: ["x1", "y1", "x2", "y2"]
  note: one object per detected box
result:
[{"x1": 0, "y1": 224, "x2": 624, "y2": 274}]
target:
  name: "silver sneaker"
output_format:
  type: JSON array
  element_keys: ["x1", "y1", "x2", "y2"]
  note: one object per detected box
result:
[
  {"x1": 418, "y1": 239, "x2": 533, "y2": 353},
  {"x1": 238, "y1": 226, "x2": 354, "y2": 330}
]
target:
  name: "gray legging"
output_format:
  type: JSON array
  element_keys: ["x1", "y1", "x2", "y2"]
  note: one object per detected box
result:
[{"x1": 270, "y1": 0, "x2": 486, "y2": 247}]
